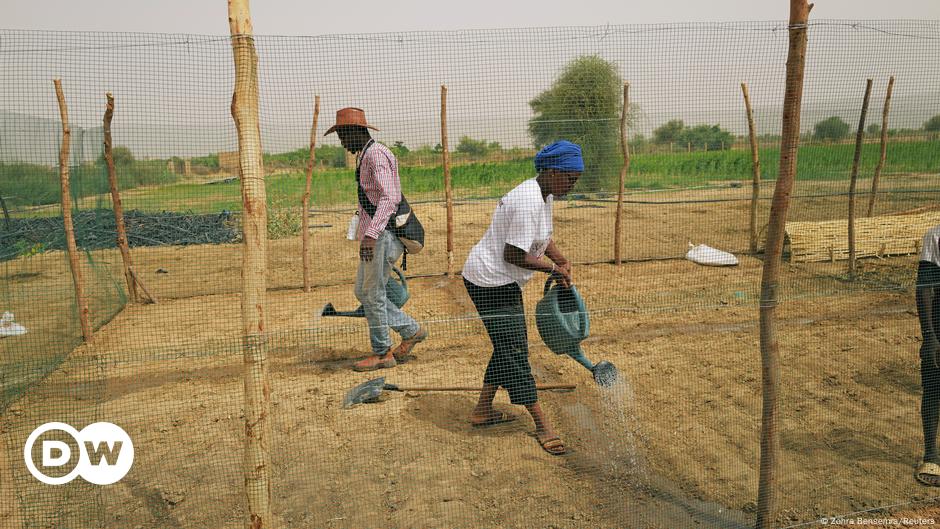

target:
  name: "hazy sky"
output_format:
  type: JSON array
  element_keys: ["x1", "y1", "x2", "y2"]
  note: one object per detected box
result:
[
  {"x1": 2, "y1": 3, "x2": 939, "y2": 163},
  {"x1": 4, "y1": 0, "x2": 939, "y2": 35}
]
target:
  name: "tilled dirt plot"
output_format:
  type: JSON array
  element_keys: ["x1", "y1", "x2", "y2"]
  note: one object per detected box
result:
[
  {"x1": 2, "y1": 175, "x2": 938, "y2": 527},
  {"x1": 3, "y1": 255, "x2": 939, "y2": 528}
]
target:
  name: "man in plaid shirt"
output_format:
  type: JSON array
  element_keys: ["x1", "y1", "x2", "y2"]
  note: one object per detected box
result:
[{"x1": 325, "y1": 107, "x2": 428, "y2": 371}]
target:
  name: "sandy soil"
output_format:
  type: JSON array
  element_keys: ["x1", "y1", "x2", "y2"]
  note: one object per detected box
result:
[
  {"x1": 1, "y1": 174, "x2": 939, "y2": 528},
  {"x1": 2, "y1": 256, "x2": 938, "y2": 528}
]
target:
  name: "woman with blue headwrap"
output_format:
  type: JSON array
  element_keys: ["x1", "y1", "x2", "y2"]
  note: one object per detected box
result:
[{"x1": 461, "y1": 140, "x2": 583, "y2": 456}]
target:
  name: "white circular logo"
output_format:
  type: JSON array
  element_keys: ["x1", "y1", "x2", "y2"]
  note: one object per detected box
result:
[{"x1": 24, "y1": 422, "x2": 134, "y2": 485}]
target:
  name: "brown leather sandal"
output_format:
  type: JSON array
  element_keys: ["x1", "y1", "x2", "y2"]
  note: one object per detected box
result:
[{"x1": 391, "y1": 326, "x2": 428, "y2": 362}]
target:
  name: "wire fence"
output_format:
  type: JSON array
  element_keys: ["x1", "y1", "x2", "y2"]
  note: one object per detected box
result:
[{"x1": 1, "y1": 19, "x2": 939, "y2": 528}]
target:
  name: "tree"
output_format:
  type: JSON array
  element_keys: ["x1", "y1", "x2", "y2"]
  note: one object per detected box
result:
[
  {"x1": 653, "y1": 121, "x2": 733, "y2": 150},
  {"x1": 680, "y1": 124, "x2": 734, "y2": 150},
  {"x1": 653, "y1": 120, "x2": 685, "y2": 145},
  {"x1": 866, "y1": 123, "x2": 881, "y2": 136},
  {"x1": 456, "y1": 136, "x2": 491, "y2": 157},
  {"x1": 925, "y1": 115, "x2": 940, "y2": 133},
  {"x1": 391, "y1": 141, "x2": 410, "y2": 157},
  {"x1": 813, "y1": 116, "x2": 850, "y2": 141},
  {"x1": 528, "y1": 55, "x2": 627, "y2": 191},
  {"x1": 98, "y1": 145, "x2": 135, "y2": 166},
  {"x1": 315, "y1": 145, "x2": 347, "y2": 167}
]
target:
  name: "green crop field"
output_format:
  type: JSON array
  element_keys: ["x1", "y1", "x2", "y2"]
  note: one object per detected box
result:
[{"x1": 4, "y1": 140, "x2": 937, "y2": 216}]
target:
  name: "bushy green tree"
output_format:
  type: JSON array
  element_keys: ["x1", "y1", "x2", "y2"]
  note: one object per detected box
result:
[
  {"x1": 653, "y1": 120, "x2": 685, "y2": 144},
  {"x1": 867, "y1": 123, "x2": 881, "y2": 136},
  {"x1": 681, "y1": 124, "x2": 734, "y2": 150},
  {"x1": 456, "y1": 136, "x2": 491, "y2": 157},
  {"x1": 528, "y1": 55, "x2": 626, "y2": 191},
  {"x1": 813, "y1": 116, "x2": 850, "y2": 141},
  {"x1": 315, "y1": 145, "x2": 347, "y2": 167},
  {"x1": 391, "y1": 141, "x2": 410, "y2": 157},
  {"x1": 652, "y1": 120, "x2": 733, "y2": 150},
  {"x1": 111, "y1": 146, "x2": 135, "y2": 165},
  {"x1": 925, "y1": 115, "x2": 940, "y2": 133}
]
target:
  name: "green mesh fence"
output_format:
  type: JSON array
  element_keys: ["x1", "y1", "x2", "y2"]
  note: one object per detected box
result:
[{"x1": 1, "y1": 19, "x2": 939, "y2": 529}]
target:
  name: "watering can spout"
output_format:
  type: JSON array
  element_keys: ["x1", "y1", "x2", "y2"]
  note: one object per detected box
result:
[{"x1": 568, "y1": 348, "x2": 596, "y2": 371}]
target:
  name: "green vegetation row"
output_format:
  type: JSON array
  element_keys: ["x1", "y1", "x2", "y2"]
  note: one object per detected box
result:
[
  {"x1": 4, "y1": 139, "x2": 936, "y2": 215},
  {"x1": 629, "y1": 140, "x2": 939, "y2": 188},
  {"x1": 94, "y1": 140, "x2": 937, "y2": 215}
]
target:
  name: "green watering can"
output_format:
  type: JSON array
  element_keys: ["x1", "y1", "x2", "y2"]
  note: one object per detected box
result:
[
  {"x1": 321, "y1": 265, "x2": 409, "y2": 318},
  {"x1": 535, "y1": 276, "x2": 619, "y2": 386}
]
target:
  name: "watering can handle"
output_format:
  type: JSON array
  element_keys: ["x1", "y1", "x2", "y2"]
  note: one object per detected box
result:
[
  {"x1": 391, "y1": 265, "x2": 407, "y2": 295},
  {"x1": 543, "y1": 275, "x2": 557, "y2": 297},
  {"x1": 543, "y1": 277, "x2": 590, "y2": 338},
  {"x1": 575, "y1": 284, "x2": 589, "y2": 337}
]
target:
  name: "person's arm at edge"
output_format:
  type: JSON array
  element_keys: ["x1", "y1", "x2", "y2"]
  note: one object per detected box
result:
[
  {"x1": 503, "y1": 244, "x2": 571, "y2": 287},
  {"x1": 545, "y1": 239, "x2": 571, "y2": 276},
  {"x1": 917, "y1": 263, "x2": 940, "y2": 368}
]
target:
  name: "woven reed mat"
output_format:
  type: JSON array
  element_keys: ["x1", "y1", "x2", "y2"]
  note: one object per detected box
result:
[{"x1": 785, "y1": 211, "x2": 940, "y2": 262}]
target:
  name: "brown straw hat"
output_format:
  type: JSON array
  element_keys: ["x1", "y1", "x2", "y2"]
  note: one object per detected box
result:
[{"x1": 324, "y1": 107, "x2": 380, "y2": 135}]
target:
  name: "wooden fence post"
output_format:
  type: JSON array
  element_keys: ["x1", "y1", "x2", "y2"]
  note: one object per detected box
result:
[
  {"x1": 756, "y1": 2, "x2": 812, "y2": 528},
  {"x1": 103, "y1": 93, "x2": 139, "y2": 303},
  {"x1": 867, "y1": 75, "x2": 894, "y2": 217},
  {"x1": 302, "y1": 95, "x2": 320, "y2": 292},
  {"x1": 848, "y1": 79, "x2": 873, "y2": 278},
  {"x1": 54, "y1": 80, "x2": 92, "y2": 342},
  {"x1": 227, "y1": 1, "x2": 274, "y2": 527},
  {"x1": 741, "y1": 82, "x2": 762, "y2": 254},
  {"x1": 614, "y1": 82, "x2": 630, "y2": 265},
  {"x1": 0, "y1": 432, "x2": 23, "y2": 529},
  {"x1": 441, "y1": 85, "x2": 454, "y2": 277}
]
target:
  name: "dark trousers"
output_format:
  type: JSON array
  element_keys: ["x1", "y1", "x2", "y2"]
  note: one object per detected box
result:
[
  {"x1": 463, "y1": 277, "x2": 538, "y2": 406},
  {"x1": 922, "y1": 342, "x2": 940, "y2": 458}
]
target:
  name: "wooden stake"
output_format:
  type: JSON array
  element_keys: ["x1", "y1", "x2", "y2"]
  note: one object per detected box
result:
[
  {"x1": 866, "y1": 75, "x2": 894, "y2": 217},
  {"x1": 128, "y1": 268, "x2": 157, "y2": 304},
  {"x1": 848, "y1": 79, "x2": 873, "y2": 278},
  {"x1": 441, "y1": 85, "x2": 454, "y2": 277},
  {"x1": 227, "y1": 1, "x2": 273, "y2": 527},
  {"x1": 54, "y1": 80, "x2": 92, "y2": 343},
  {"x1": 614, "y1": 82, "x2": 630, "y2": 265},
  {"x1": 302, "y1": 95, "x2": 320, "y2": 292},
  {"x1": 0, "y1": 432, "x2": 23, "y2": 529},
  {"x1": 756, "y1": 2, "x2": 812, "y2": 528},
  {"x1": 103, "y1": 93, "x2": 139, "y2": 303},
  {"x1": 0, "y1": 194, "x2": 10, "y2": 231},
  {"x1": 742, "y1": 82, "x2": 762, "y2": 254}
]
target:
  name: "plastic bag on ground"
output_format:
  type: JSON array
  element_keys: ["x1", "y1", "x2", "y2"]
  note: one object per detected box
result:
[
  {"x1": 685, "y1": 242, "x2": 739, "y2": 267},
  {"x1": 0, "y1": 311, "x2": 27, "y2": 337}
]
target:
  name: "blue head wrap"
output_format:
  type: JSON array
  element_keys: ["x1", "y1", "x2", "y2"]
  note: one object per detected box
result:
[{"x1": 534, "y1": 140, "x2": 584, "y2": 173}]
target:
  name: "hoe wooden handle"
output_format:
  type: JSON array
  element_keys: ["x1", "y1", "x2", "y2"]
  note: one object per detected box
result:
[{"x1": 388, "y1": 384, "x2": 576, "y2": 392}]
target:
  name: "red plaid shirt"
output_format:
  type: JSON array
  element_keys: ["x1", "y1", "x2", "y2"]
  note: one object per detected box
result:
[{"x1": 356, "y1": 140, "x2": 401, "y2": 240}]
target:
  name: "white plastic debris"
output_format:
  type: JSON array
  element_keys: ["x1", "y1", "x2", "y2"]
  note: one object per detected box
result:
[
  {"x1": 685, "y1": 242, "x2": 739, "y2": 267},
  {"x1": 0, "y1": 311, "x2": 27, "y2": 337}
]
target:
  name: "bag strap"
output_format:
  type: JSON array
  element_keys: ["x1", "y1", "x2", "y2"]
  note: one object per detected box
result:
[{"x1": 356, "y1": 140, "x2": 378, "y2": 218}]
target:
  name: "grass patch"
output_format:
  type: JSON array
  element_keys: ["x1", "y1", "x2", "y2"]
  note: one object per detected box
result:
[
  {"x1": 0, "y1": 160, "x2": 179, "y2": 208},
  {"x1": 627, "y1": 140, "x2": 939, "y2": 187},
  {"x1": 11, "y1": 141, "x2": 937, "y2": 215}
]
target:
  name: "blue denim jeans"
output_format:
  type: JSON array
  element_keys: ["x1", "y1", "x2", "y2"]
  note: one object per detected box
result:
[{"x1": 354, "y1": 230, "x2": 420, "y2": 355}]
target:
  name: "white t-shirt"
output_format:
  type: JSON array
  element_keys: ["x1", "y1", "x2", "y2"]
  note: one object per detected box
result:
[
  {"x1": 462, "y1": 179, "x2": 553, "y2": 287},
  {"x1": 922, "y1": 225, "x2": 940, "y2": 266}
]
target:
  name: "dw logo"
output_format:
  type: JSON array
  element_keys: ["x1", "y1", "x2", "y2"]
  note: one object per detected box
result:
[{"x1": 23, "y1": 422, "x2": 134, "y2": 485}]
